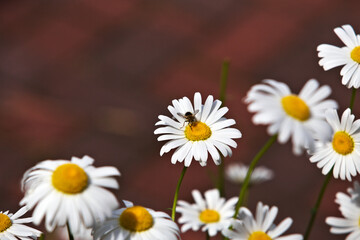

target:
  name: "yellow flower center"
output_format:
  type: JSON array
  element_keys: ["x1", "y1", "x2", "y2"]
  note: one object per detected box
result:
[
  {"x1": 281, "y1": 95, "x2": 310, "y2": 121},
  {"x1": 119, "y1": 206, "x2": 154, "y2": 232},
  {"x1": 52, "y1": 163, "x2": 88, "y2": 194},
  {"x1": 332, "y1": 131, "x2": 354, "y2": 155},
  {"x1": 0, "y1": 213, "x2": 12, "y2": 232},
  {"x1": 199, "y1": 209, "x2": 220, "y2": 223},
  {"x1": 248, "y1": 231, "x2": 272, "y2": 240},
  {"x1": 184, "y1": 122, "x2": 212, "y2": 141},
  {"x1": 351, "y1": 46, "x2": 360, "y2": 63}
]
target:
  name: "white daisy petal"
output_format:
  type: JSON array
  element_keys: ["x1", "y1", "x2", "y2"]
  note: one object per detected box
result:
[
  {"x1": 0, "y1": 208, "x2": 42, "y2": 239},
  {"x1": 326, "y1": 182, "x2": 360, "y2": 239},
  {"x1": 318, "y1": 24, "x2": 360, "y2": 88},
  {"x1": 222, "y1": 202, "x2": 302, "y2": 240}
]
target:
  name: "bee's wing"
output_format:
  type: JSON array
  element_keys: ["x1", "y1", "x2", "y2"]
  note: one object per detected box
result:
[
  {"x1": 177, "y1": 112, "x2": 185, "y2": 118},
  {"x1": 194, "y1": 109, "x2": 200, "y2": 115}
]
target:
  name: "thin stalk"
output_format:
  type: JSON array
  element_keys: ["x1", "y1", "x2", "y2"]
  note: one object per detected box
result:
[
  {"x1": 206, "y1": 232, "x2": 210, "y2": 240},
  {"x1": 217, "y1": 155, "x2": 225, "y2": 197},
  {"x1": 172, "y1": 166, "x2": 188, "y2": 221},
  {"x1": 303, "y1": 172, "x2": 331, "y2": 240},
  {"x1": 219, "y1": 59, "x2": 230, "y2": 104},
  {"x1": 66, "y1": 222, "x2": 74, "y2": 240},
  {"x1": 350, "y1": 88, "x2": 357, "y2": 111},
  {"x1": 217, "y1": 59, "x2": 230, "y2": 197},
  {"x1": 233, "y1": 134, "x2": 277, "y2": 217}
]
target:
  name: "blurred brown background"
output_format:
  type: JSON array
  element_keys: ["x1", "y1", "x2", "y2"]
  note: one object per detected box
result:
[{"x1": 1, "y1": 0, "x2": 360, "y2": 239}]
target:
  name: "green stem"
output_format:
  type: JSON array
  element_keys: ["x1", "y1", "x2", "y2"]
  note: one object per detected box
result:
[
  {"x1": 217, "y1": 155, "x2": 225, "y2": 196},
  {"x1": 233, "y1": 134, "x2": 277, "y2": 217},
  {"x1": 206, "y1": 232, "x2": 210, "y2": 240},
  {"x1": 303, "y1": 172, "x2": 332, "y2": 240},
  {"x1": 217, "y1": 59, "x2": 230, "y2": 197},
  {"x1": 172, "y1": 166, "x2": 188, "y2": 221},
  {"x1": 219, "y1": 59, "x2": 230, "y2": 104},
  {"x1": 66, "y1": 222, "x2": 74, "y2": 240},
  {"x1": 350, "y1": 88, "x2": 357, "y2": 111}
]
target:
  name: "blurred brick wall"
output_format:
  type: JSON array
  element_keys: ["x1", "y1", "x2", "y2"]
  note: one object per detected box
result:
[{"x1": 1, "y1": 0, "x2": 360, "y2": 239}]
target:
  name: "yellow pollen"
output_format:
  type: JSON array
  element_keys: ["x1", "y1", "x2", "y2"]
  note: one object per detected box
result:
[
  {"x1": 0, "y1": 213, "x2": 12, "y2": 232},
  {"x1": 281, "y1": 95, "x2": 310, "y2": 121},
  {"x1": 119, "y1": 206, "x2": 154, "y2": 232},
  {"x1": 332, "y1": 131, "x2": 354, "y2": 155},
  {"x1": 248, "y1": 231, "x2": 272, "y2": 240},
  {"x1": 184, "y1": 122, "x2": 212, "y2": 141},
  {"x1": 351, "y1": 46, "x2": 360, "y2": 63},
  {"x1": 52, "y1": 163, "x2": 88, "y2": 194},
  {"x1": 199, "y1": 209, "x2": 220, "y2": 223}
]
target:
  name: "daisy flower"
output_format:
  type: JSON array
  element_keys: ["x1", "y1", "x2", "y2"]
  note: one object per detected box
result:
[
  {"x1": 20, "y1": 155, "x2": 121, "y2": 235},
  {"x1": 326, "y1": 181, "x2": 360, "y2": 239},
  {"x1": 0, "y1": 206, "x2": 42, "y2": 240},
  {"x1": 176, "y1": 188, "x2": 237, "y2": 237},
  {"x1": 226, "y1": 163, "x2": 274, "y2": 185},
  {"x1": 309, "y1": 108, "x2": 360, "y2": 181},
  {"x1": 222, "y1": 202, "x2": 303, "y2": 240},
  {"x1": 154, "y1": 92, "x2": 242, "y2": 167},
  {"x1": 245, "y1": 79, "x2": 337, "y2": 155},
  {"x1": 92, "y1": 201, "x2": 179, "y2": 240},
  {"x1": 318, "y1": 24, "x2": 360, "y2": 88}
]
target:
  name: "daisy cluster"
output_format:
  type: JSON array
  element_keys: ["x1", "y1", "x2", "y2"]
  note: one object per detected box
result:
[{"x1": 2, "y1": 24, "x2": 360, "y2": 240}]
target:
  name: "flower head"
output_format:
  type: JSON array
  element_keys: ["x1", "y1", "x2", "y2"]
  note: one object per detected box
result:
[
  {"x1": 222, "y1": 202, "x2": 302, "y2": 240},
  {"x1": 245, "y1": 79, "x2": 337, "y2": 155},
  {"x1": 176, "y1": 188, "x2": 237, "y2": 237},
  {"x1": 226, "y1": 163, "x2": 274, "y2": 185},
  {"x1": 92, "y1": 201, "x2": 179, "y2": 240},
  {"x1": 318, "y1": 24, "x2": 360, "y2": 88},
  {"x1": 0, "y1": 207, "x2": 42, "y2": 240},
  {"x1": 326, "y1": 181, "x2": 360, "y2": 239},
  {"x1": 20, "y1": 155, "x2": 121, "y2": 234},
  {"x1": 154, "y1": 92, "x2": 242, "y2": 167},
  {"x1": 309, "y1": 108, "x2": 360, "y2": 181}
]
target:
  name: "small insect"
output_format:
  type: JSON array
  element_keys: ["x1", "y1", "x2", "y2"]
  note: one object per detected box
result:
[{"x1": 177, "y1": 110, "x2": 199, "y2": 129}]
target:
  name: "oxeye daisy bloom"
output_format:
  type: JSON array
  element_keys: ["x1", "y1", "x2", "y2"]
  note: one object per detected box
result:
[
  {"x1": 226, "y1": 163, "x2": 274, "y2": 185},
  {"x1": 326, "y1": 181, "x2": 360, "y2": 239},
  {"x1": 245, "y1": 79, "x2": 337, "y2": 155},
  {"x1": 0, "y1": 207, "x2": 42, "y2": 240},
  {"x1": 222, "y1": 202, "x2": 303, "y2": 240},
  {"x1": 20, "y1": 155, "x2": 121, "y2": 235},
  {"x1": 92, "y1": 201, "x2": 180, "y2": 240},
  {"x1": 176, "y1": 188, "x2": 237, "y2": 237},
  {"x1": 154, "y1": 92, "x2": 242, "y2": 167},
  {"x1": 309, "y1": 108, "x2": 360, "y2": 181},
  {"x1": 318, "y1": 24, "x2": 360, "y2": 88}
]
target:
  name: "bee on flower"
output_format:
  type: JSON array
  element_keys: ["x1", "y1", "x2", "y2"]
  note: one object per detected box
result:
[{"x1": 155, "y1": 92, "x2": 242, "y2": 167}]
